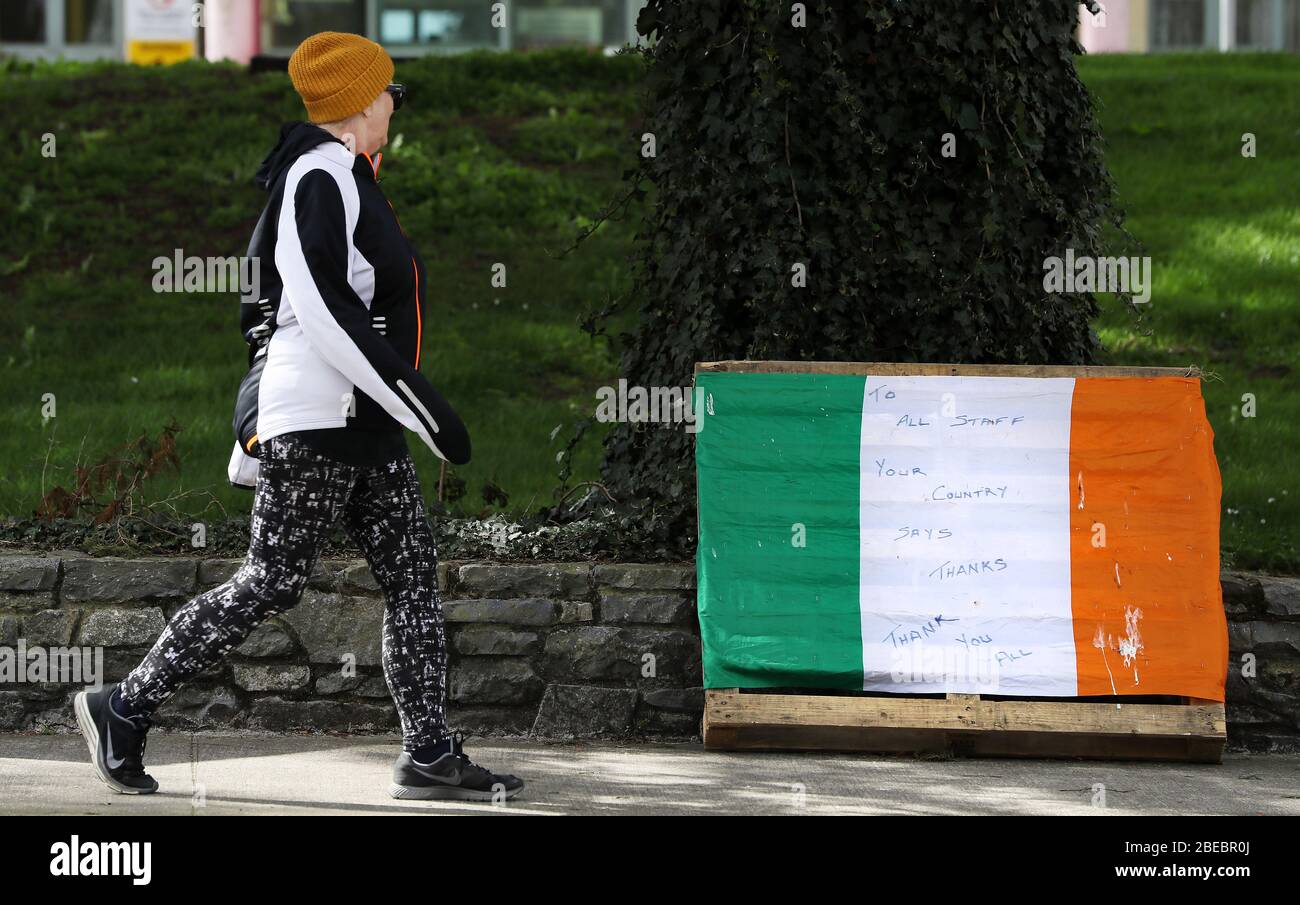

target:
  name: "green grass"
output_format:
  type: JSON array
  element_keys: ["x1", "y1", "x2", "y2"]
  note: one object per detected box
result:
[
  {"x1": 0, "y1": 51, "x2": 646, "y2": 522},
  {"x1": 0, "y1": 50, "x2": 1296, "y2": 571},
  {"x1": 1077, "y1": 53, "x2": 1300, "y2": 572}
]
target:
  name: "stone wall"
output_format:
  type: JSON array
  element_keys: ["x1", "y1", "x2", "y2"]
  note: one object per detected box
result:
[
  {"x1": 0, "y1": 553, "x2": 701, "y2": 741},
  {"x1": 1220, "y1": 571, "x2": 1300, "y2": 750},
  {"x1": 0, "y1": 551, "x2": 1296, "y2": 750}
]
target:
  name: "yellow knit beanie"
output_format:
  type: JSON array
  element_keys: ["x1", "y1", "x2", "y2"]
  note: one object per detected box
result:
[{"x1": 288, "y1": 31, "x2": 395, "y2": 124}]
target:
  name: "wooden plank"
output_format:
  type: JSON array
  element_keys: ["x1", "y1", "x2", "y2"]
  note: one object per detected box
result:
[
  {"x1": 705, "y1": 723, "x2": 1224, "y2": 763},
  {"x1": 702, "y1": 690, "x2": 1226, "y2": 763},
  {"x1": 701, "y1": 687, "x2": 740, "y2": 744},
  {"x1": 694, "y1": 360, "x2": 1200, "y2": 379},
  {"x1": 707, "y1": 690, "x2": 1223, "y2": 735}
]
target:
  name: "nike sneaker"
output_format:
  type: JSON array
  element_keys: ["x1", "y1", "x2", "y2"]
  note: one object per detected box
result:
[
  {"x1": 389, "y1": 729, "x2": 525, "y2": 802},
  {"x1": 74, "y1": 683, "x2": 159, "y2": 794}
]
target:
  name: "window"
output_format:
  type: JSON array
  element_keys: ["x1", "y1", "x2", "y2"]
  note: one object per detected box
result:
[
  {"x1": 376, "y1": 1, "x2": 640, "y2": 50},
  {"x1": 65, "y1": 0, "x2": 113, "y2": 44},
  {"x1": 377, "y1": 1, "x2": 494, "y2": 47},
  {"x1": 514, "y1": 0, "x2": 634, "y2": 50},
  {"x1": 1151, "y1": 0, "x2": 1207, "y2": 48},
  {"x1": 0, "y1": 0, "x2": 45, "y2": 43},
  {"x1": 1290, "y1": 0, "x2": 1300, "y2": 49},
  {"x1": 1237, "y1": 0, "x2": 1276, "y2": 47},
  {"x1": 265, "y1": 0, "x2": 366, "y2": 49}
]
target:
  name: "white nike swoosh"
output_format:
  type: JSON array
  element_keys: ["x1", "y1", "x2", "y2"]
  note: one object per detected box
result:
[{"x1": 105, "y1": 724, "x2": 125, "y2": 770}]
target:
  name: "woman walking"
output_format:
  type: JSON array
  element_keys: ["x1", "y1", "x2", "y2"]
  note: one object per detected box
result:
[{"x1": 74, "y1": 32, "x2": 524, "y2": 802}]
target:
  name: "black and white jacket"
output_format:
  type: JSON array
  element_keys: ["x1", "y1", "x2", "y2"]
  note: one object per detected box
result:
[{"x1": 229, "y1": 121, "x2": 469, "y2": 486}]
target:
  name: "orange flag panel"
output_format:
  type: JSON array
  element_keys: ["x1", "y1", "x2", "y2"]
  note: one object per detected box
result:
[{"x1": 1069, "y1": 378, "x2": 1227, "y2": 700}]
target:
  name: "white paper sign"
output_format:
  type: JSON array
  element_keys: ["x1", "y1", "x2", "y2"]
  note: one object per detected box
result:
[{"x1": 857, "y1": 376, "x2": 1079, "y2": 695}]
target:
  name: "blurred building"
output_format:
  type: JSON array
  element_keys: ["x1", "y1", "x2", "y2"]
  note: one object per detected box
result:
[
  {"x1": 1080, "y1": 0, "x2": 1300, "y2": 51},
  {"x1": 0, "y1": 0, "x2": 647, "y2": 62},
  {"x1": 4, "y1": 1, "x2": 1300, "y2": 63}
]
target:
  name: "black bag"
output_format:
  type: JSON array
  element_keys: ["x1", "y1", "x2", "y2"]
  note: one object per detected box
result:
[
  {"x1": 233, "y1": 346, "x2": 267, "y2": 458},
  {"x1": 233, "y1": 202, "x2": 274, "y2": 461}
]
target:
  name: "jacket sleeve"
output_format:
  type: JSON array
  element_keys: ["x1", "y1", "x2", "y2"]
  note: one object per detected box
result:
[{"x1": 274, "y1": 166, "x2": 470, "y2": 464}]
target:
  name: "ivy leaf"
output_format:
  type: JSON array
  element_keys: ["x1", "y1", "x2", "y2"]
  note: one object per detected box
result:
[{"x1": 958, "y1": 102, "x2": 980, "y2": 132}]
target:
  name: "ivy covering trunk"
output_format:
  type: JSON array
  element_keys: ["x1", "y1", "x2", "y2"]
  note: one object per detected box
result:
[{"x1": 591, "y1": 0, "x2": 1122, "y2": 545}]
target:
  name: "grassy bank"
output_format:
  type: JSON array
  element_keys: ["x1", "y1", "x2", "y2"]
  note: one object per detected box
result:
[
  {"x1": 1078, "y1": 54, "x2": 1300, "y2": 572},
  {"x1": 0, "y1": 50, "x2": 644, "y2": 526},
  {"x1": 0, "y1": 50, "x2": 1295, "y2": 571}
]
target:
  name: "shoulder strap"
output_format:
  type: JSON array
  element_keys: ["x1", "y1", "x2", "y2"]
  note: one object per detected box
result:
[{"x1": 240, "y1": 202, "x2": 279, "y2": 368}]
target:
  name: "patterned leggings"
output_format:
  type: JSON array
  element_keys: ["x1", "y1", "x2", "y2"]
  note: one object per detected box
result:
[{"x1": 119, "y1": 432, "x2": 449, "y2": 751}]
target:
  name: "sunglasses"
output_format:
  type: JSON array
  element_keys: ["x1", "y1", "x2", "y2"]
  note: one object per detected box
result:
[{"x1": 385, "y1": 83, "x2": 407, "y2": 111}]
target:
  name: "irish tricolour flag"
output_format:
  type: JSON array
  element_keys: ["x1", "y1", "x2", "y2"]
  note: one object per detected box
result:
[{"x1": 695, "y1": 367, "x2": 1227, "y2": 701}]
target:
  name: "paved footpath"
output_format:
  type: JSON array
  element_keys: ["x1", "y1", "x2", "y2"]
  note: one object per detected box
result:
[{"x1": 1, "y1": 732, "x2": 1296, "y2": 815}]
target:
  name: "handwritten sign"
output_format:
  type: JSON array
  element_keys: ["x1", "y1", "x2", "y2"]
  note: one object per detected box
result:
[
  {"x1": 695, "y1": 367, "x2": 1227, "y2": 701},
  {"x1": 858, "y1": 376, "x2": 1076, "y2": 694}
]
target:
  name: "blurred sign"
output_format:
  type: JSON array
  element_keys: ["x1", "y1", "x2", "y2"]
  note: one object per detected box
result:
[
  {"x1": 125, "y1": 0, "x2": 197, "y2": 65},
  {"x1": 517, "y1": 8, "x2": 602, "y2": 48}
]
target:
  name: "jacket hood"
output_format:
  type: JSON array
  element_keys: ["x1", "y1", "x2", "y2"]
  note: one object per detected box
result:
[{"x1": 254, "y1": 121, "x2": 346, "y2": 191}]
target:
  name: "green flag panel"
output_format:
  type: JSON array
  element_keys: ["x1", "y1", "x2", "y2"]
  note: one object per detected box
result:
[{"x1": 695, "y1": 372, "x2": 865, "y2": 689}]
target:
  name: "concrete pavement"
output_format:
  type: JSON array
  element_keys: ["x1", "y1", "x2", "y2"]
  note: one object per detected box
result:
[{"x1": 1, "y1": 731, "x2": 1297, "y2": 815}]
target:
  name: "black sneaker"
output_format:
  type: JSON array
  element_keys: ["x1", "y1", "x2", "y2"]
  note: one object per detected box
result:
[
  {"x1": 389, "y1": 729, "x2": 525, "y2": 802},
  {"x1": 73, "y1": 683, "x2": 159, "y2": 794}
]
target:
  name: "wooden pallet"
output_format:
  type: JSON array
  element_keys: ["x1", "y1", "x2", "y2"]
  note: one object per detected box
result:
[
  {"x1": 703, "y1": 688, "x2": 1227, "y2": 763},
  {"x1": 697, "y1": 361, "x2": 1225, "y2": 763}
]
